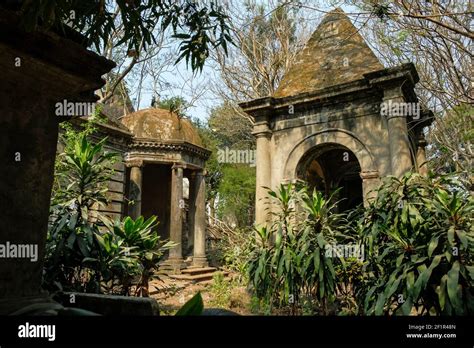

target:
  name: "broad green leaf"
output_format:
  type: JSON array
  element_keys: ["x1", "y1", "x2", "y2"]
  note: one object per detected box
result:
[
  {"x1": 437, "y1": 275, "x2": 448, "y2": 311},
  {"x1": 375, "y1": 293, "x2": 386, "y2": 315},
  {"x1": 400, "y1": 296, "x2": 413, "y2": 315},
  {"x1": 455, "y1": 230, "x2": 468, "y2": 249},
  {"x1": 427, "y1": 236, "x2": 439, "y2": 257},
  {"x1": 406, "y1": 271, "x2": 415, "y2": 297},
  {"x1": 447, "y1": 226, "x2": 455, "y2": 245},
  {"x1": 413, "y1": 255, "x2": 442, "y2": 299},
  {"x1": 446, "y1": 261, "x2": 461, "y2": 313},
  {"x1": 175, "y1": 292, "x2": 204, "y2": 316}
]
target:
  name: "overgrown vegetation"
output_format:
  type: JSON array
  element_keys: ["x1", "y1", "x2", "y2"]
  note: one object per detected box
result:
[
  {"x1": 361, "y1": 173, "x2": 474, "y2": 315},
  {"x1": 245, "y1": 173, "x2": 474, "y2": 315},
  {"x1": 45, "y1": 118, "x2": 172, "y2": 296},
  {"x1": 247, "y1": 184, "x2": 344, "y2": 314}
]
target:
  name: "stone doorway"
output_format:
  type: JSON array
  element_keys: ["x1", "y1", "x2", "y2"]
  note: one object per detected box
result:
[
  {"x1": 140, "y1": 164, "x2": 172, "y2": 242},
  {"x1": 296, "y1": 144, "x2": 363, "y2": 212}
]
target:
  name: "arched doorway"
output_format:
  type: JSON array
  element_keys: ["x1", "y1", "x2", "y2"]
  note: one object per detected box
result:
[{"x1": 296, "y1": 143, "x2": 363, "y2": 212}]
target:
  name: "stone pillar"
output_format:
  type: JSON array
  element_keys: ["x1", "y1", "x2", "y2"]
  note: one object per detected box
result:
[
  {"x1": 383, "y1": 86, "x2": 414, "y2": 177},
  {"x1": 168, "y1": 163, "x2": 185, "y2": 270},
  {"x1": 416, "y1": 134, "x2": 428, "y2": 176},
  {"x1": 187, "y1": 174, "x2": 196, "y2": 251},
  {"x1": 360, "y1": 170, "x2": 380, "y2": 206},
  {"x1": 127, "y1": 160, "x2": 143, "y2": 219},
  {"x1": 0, "y1": 9, "x2": 115, "y2": 314},
  {"x1": 252, "y1": 122, "x2": 272, "y2": 227},
  {"x1": 192, "y1": 170, "x2": 208, "y2": 268}
]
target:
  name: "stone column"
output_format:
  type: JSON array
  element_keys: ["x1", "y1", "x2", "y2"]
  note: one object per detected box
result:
[
  {"x1": 416, "y1": 134, "x2": 428, "y2": 176},
  {"x1": 383, "y1": 86, "x2": 414, "y2": 177},
  {"x1": 192, "y1": 170, "x2": 208, "y2": 268},
  {"x1": 252, "y1": 122, "x2": 272, "y2": 227},
  {"x1": 0, "y1": 10, "x2": 115, "y2": 314},
  {"x1": 127, "y1": 160, "x2": 144, "y2": 219},
  {"x1": 187, "y1": 174, "x2": 196, "y2": 251},
  {"x1": 360, "y1": 170, "x2": 380, "y2": 206},
  {"x1": 168, "y1": 163, "x2": 185, "y2": 270}
]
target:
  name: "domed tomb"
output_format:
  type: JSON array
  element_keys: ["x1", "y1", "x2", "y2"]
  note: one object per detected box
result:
[
  {"x1": 120, "y1": 107, "x2": 211, "y2": 273},
  {"x1": 121, "y1": 108, "x2": 203, "y2": 147}
]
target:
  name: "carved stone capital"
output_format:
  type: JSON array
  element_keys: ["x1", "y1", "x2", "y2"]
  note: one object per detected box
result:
[
  {"x1": 125, "y1": 159, "x2": 144, "y2": 168},
  {"x1": 252, "y1": 121, "x2": 272, "y2": 138},
  {"x1": 172, "y1": 162, "x2": 186, "y2": 170}
]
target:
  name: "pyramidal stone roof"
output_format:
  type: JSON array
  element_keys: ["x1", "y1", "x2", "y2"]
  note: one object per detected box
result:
[{"x1": 274, "y1": 8, "x2": 384, "y2": 98}]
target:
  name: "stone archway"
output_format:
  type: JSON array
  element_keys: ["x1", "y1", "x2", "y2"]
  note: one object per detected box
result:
[
  {"x1": 296, "y1": 144, "x2": 363, "y2": 211},
  {"x1": 284, "y1": 129, "x2": 380, "y2": 204}
]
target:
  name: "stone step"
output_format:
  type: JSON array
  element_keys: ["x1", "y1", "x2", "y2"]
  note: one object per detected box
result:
[
  {"x1": 181, "y1": 267, "x2": 217, "y2": 275},
  {"x1": 168, "y1": 270, "x2": 229, "y2": 283}
]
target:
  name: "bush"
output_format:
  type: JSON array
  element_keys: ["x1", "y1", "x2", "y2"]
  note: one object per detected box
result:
[
  {"x1": 245, "y1": 172, "x2": 474, "y2": 316},
  {"x1": 246, "y1": 183, "x2": 344, "y2": 314},
  {"x1": 44, "y1": 121, "x2": 173, "y2": 296},
  {"x1": 360, "y1": 173, "x2": 474, "y2": 315},
  {"x1": 100, "y1": 216, "x2": 175, "y2": 296},
  {"x1": 45, "y1": 126, "x2": 119, "y2": 293}
]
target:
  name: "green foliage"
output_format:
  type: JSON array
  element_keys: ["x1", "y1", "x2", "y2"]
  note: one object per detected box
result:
[
  {"x1": 217, "y1": 227, "x2": 252, "y2": 281},
  {"x1": 102, "y1": 216, "x2": 175, "y2": 296},
  {"x1": 361, "y1": 172, "x2": 474, "y2": 315},
  {"x1": 427, "y1": 104, "x2": 474, "y2": 175},
  {"x1": 193, "y1": 106, "x2": 256, "y2": 229},
  {"x1": 247, "y1": 183, "x2": 343, "y2": 314},
  {"x1": 175, "y1": 292, "x2": 204, "y2": 316},
  {"x1": 45, "y1": 122, "x2": 172, "y2": 296},
  {"x1": 191, "y1": 116, "x2": 223, "y2": 203},
  {"x1": 245, "y1": 172, "x2": 473, "y2": 316},
  {"x1": 16, "y1": 0, "x2": 232, "y2": 72},
  {"x1": 155, "y1": 96, "x2": 190, "y2": 118},
  {"x1": 46, "y1": 120, "x2": 119, "y2": 293},
  {"x1": 208, "y1": 102, "x2": 254, "y2": 149},
  {"x1": 217, "y1": 165, "x2": 256, "y2": 227},
  {"x1": 207, "y1": 272, "x2": 232, "y2": 308}
]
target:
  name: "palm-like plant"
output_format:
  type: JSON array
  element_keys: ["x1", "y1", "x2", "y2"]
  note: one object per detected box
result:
[
  {"x1": 106, "y1": 216, "x2": 175, "y2": 296},
  {"x1": 247, "y1": 184, "x2": 344, "y2": 314},
  {"x1": 361, "y1": 173, "x2": 474, "y2": 315},
  {"x1": 45, "y1": 132, "x2": 118, "y2": 293}
]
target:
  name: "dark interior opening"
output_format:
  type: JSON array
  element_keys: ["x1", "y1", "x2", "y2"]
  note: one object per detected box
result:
[
  {"x1": 141, "y1": 164, "x2": 171, "y2": 241},
  {"x1": 297, "y1": 144, "x2": 363, "y2": 212}
]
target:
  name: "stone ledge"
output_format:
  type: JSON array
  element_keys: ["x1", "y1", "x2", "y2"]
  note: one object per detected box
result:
[{"x1": 54, "y1": 292, "x2": 160, "y2": 316}]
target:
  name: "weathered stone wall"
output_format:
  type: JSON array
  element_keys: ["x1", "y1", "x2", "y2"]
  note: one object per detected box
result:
[
  {"x1": 270, "y1": 90, "x2": 390, "y2": 189},
  {"x1": 0, "y1": 8, "x2": 114, "y2": 312}
]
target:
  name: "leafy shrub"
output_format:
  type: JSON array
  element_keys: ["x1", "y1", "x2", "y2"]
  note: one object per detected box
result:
[
  {"x1": 45, "y1": 121, "x2": 173, "y2": 296},
  {"x1": 211, "y1": 226, "x2": 252, "y2": 282},
  {"x1": 245, "y1": 172, "x2": 473, "y2": 316},
  {"x1": 208, "y1": 272, "x2": 232, "y2": 308},
  {"x1": 246, "y1": 183, "x2": 344, "y2": 314},
  {"x1": 360, "y1": 173, "x2": 474, "y2": 315},
  {"x1": 45, "y1": 128, "x2": 119, "y2": 292},
  {"x1": 101, "y1": 216, "x2": 175, "y2": 296}
]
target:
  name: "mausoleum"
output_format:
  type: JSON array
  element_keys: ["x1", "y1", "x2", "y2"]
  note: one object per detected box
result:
[{"x1": 240, "y1": 8, "x2": 433, "y2": 226}]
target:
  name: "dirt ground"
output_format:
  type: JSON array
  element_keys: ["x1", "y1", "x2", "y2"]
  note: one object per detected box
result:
[{"x1": 149, "y1": 273, "x2": 253, "y2": 315}]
